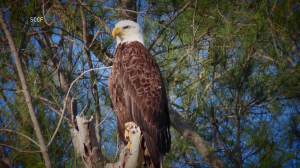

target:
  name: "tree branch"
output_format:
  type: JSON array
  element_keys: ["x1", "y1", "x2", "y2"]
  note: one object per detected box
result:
[
  {"x1": 147, "y1": 1, "x2": 193, "y2": 51},
  {"x1": 47, "y1": 66, "x2": 112, "y2": 147},
  {"x1": 0, "y1": 144, "x2": 41, "y2": 154},
  {"x1": 103, "y1": 6, "x2": 146, "y2": 15},
  {"x1": 0, "y1": 129, "x2": 39, "y2": 147},
  {"x1": 0, "y1": 142, "x2": 13, "y2": 168},
  {"x1": 0, "y1": 6, "x2": 52, "y2": 168},
  {"x1": 75, "y1": 0, "x2": 111, "y2": 35},
  {"x1": 169, "y1": 108, "x2": 226, "y2": 168}
]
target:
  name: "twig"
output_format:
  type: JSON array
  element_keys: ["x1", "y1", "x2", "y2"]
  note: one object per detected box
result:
[
  {"x1": 42, "y1": 0, "x2": 59, "y2": 26},
  {"x1": 28, "y1": 31, "x2": 48, "y2": 36},
  {"x1": 53, "y1": 157, "x2": 71, "y2": 167},
  {"x1": 35, "y1": 95, "x2": 60, "y2": 108},
  {"x1": 255, "y1": 50, "x2": 279, "y2": 65},
  {"x1": 216, "y1": 4, "x2": 229, "y2": 24},
  {"x1": 253, "y1": 95, "x2": 280, "y2": 107},
  {"x1": 47, "y1": 66, "x2": 112, "y2": 147},
  {"x1": 43, "y1": 102, "x2": 71, "y2": 122},
  {"x1": 103, "y1": 6, "x2": 146, "y2": 14},
  {"x1": 0, "y1": 88, "x2": 16, "y2": 91},
  {"x1": 0, "y1": 129, "x2": 39, "y2": 146},
  {"x1": 75, "y1": 0, "x2": 111, "y2": 35},
  {"x1": 52, "y1": 32, "x2": 85, "y2": 51},
  {"x1": 3, "y1": 0, "x2": 21, "y2": 13},
  {"x1": 147, "y1": 1, "x2": 193, "y2": 51},
  {"x1": 253, "y1": 149, "x2": 272, "y2": 168},
  {"x1": 264, "y1": 3, "x2": 295, "y2": 67},
  {"x1": 80, "y1": 90, "x2": 90, "y2": 116},
  {"x1": 88, "y1": 28, "x2": 104, "y2": 48},
  {"x1": 96, "y1": 110, "x2": 112, "y2": 128},
  {"x1": 0, "y1": 144, "x2": 41, "y2": 153},
  {"x1": 271, "y1": 0, "x2": 278, "y2": 14},
  {"x1": 4, "y1": 120, "x2": 12, "y2": 129},
  {"x1": 112, "y1": 136, "x2": 119, "y2": 162}
]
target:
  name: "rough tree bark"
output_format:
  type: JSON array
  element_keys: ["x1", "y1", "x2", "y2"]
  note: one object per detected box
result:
[
  {"x1": 0, "y1": 7, "x2": 52, "y2": 168},
  {"x1": 71, "y1": 116, "x2": 144, "y2": 168},
  {"x1": 71, "y1": 116, "x2": 107, "y2": 168}
]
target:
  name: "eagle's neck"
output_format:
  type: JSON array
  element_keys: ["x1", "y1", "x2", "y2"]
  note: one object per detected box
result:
[{"x1": 116, "y1": 33, "x2": 144, "y2": 46}]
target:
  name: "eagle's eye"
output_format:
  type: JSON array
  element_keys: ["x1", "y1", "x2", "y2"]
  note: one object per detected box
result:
[{"x1": 123, "y1": 26, "x2": 130, "y2": 29}]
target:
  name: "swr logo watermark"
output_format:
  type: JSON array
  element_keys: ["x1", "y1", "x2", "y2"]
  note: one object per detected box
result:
[{"x1": 30, "y1": 17, "x2": 43, "y2": 22}]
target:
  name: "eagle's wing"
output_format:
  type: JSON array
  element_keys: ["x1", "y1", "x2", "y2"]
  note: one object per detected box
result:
[
  {"x1": 108, "y1": 44, "x2": 131, "y2": 144},
  {"x1": 119, "y1": 41, "x2": 171, "y2": 165}
]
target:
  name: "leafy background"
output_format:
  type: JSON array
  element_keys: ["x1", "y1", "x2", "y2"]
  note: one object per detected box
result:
[{"x1": 0, "y1": 0, "x2": 299, "y2": 167}]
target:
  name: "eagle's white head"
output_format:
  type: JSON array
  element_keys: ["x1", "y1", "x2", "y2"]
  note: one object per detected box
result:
[{"x1": 112, "y1": 20, "x2": 144, "y2": 45}]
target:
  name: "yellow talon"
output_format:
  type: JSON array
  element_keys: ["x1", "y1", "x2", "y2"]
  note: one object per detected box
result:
[
  {"x1": 125, "y1": 122, "x2": 133, "y2": 130},
  {"x1": 125, "y1": 130, "x2": 129, "y2": 138},
  {"x1": 125, "y1": 122, "x2": 134, "y2": 150},
  {"x1": 126, "y1": 142, "x2": 131, "y2": 150}
]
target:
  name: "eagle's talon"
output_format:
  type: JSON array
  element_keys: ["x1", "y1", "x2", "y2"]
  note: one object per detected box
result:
[
  {"x1": 125, "y1": 129, "x2": 129, "y2": 140},
  {"x1": 125, "y1": 122, "x2": 134, "y2": 141},
  {"x1": 125, "y1": 122, "x2": 134, "y2": 130},
  {"x1": 126, "y1": 142, "x2": 131, "y2": 150}
]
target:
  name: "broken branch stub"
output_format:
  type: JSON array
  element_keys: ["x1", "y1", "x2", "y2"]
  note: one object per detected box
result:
[
  {"x1": 71, "y1": 116, "x2": 107, "y2": 168},
  {"x1": 71, "y1": 115, "x2": 143, "y2": 168}
]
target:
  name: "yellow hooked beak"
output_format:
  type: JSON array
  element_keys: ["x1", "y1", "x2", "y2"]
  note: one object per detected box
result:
[{"x1": 112, "y1": 26, "x2": 123, "y2": 39}]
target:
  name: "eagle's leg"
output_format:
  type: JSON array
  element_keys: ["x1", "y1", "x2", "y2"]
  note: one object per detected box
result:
[{"x1": 125, "y1": 122, "x2": 135, "y2": 150}]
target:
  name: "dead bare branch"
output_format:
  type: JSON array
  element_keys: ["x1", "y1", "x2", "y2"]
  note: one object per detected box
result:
[
  {"x1": 47, "y1": 66, "x2": 112, "y2": 147},
  {"x1": 96, "y1": 110, "x2": 112, "y2": 128}
]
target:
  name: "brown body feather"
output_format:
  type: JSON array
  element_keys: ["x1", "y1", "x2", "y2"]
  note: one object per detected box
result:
[{"x1": 108, "y1": 41, "x2": 171, "y2": 168}]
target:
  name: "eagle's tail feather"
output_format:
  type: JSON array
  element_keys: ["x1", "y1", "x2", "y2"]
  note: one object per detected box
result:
[
  {"x1": 160, "y1": 154, "x2": 164, "y2": 168},
  {"x1": 143, "y1": 132, "x2": 160, "y2": 168}
]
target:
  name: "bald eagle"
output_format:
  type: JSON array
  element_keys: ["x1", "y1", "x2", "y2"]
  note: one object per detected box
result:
[{"x1": 108, "y1": 20, "x2": 171, "y2": 168}]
